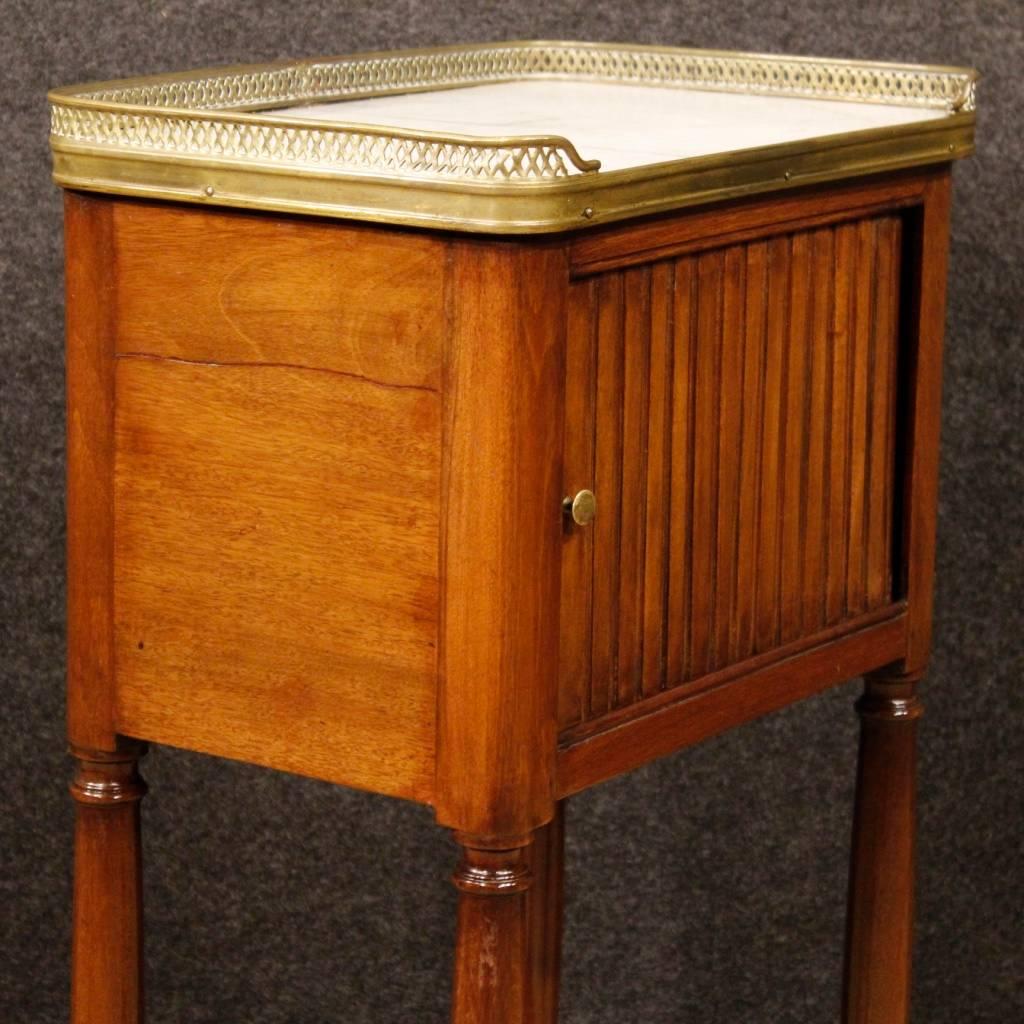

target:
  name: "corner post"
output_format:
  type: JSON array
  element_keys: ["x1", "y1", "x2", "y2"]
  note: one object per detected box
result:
[
  {"x1": 843, "y1": 165, "x2": 953, "y2": 1024},
  {"x1": 65, "y1": 193, "x2": 147, "y2": 1021},
  {"x1": 436, "y1": 238, "x2": 568, "y2": 1022},
  {"x1": 899, "y1": 168, "x2": 952, "y2": 673}
]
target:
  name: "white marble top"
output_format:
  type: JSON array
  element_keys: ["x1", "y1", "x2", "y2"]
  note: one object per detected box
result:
[{"x1": 285, "y1": 80, "x2": 946, "y2": 173}]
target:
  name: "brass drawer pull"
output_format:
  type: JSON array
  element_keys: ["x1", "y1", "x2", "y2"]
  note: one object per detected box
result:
[{"x1": 564, "y1": 489, "x2": 597, "y2": 526}]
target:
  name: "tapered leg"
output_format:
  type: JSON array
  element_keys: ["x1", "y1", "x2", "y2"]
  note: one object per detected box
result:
[
  {"x1": 843, "y1": 671, "x2": 922, "y2": 1024},
  {"x1": 451, "y1": 807, "x2": 566, "y2": 1024},
  {"x1": 70, "y1": 744, "x2": 147, "y2": 1024},
  {"x1": 527, "y1": 805, "x2": 565, "y2": 1023}
]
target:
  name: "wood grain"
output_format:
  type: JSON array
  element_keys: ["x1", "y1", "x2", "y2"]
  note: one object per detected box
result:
[
  {"x1": 65, "y1": 193, "x2": 120, "y2": 753},
  {"x1": 113, "y1": 357, "x2": 439, "y2": 802},
  {"x1": 559, "y1": 214, "x2": 904, "y2": 730},
  {"x1": 112, "y1": 201, "x2": 444, "y2": 389},
  {"x1": 435, "y1": 240, "x2": 567, "y2": 837}
]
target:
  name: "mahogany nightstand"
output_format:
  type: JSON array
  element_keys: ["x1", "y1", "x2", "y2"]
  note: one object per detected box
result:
[{"x1": 50, "y1": 41, "x2": 977, "y2": 1024}]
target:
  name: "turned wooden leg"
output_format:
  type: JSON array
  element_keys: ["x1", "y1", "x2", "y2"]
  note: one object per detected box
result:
[
  {"x1": 70, "y1": 744, "x2": 147, "y2": 1024},
  {"x1": 843, "y1": 671, "x2": 922, "y2": 1024},
  {"x1": 451, "y1": 808, "x2": 565, "y2": 1024}
]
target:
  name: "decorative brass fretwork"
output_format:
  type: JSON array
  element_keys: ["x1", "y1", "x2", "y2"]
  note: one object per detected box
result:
[{"x1": 49, "y1": 41, "x2": 977, "y2": 185}]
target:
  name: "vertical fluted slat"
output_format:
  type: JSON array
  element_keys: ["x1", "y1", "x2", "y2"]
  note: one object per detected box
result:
[
  {"x1": 867, "y1": 217, "x2": 901, "y2": 606},
  {"x1": 557, "y1": 279, "x2": 598, "y2": 728},
  {"x1": 827, "y1": 222, "x2": 856, "y2": 625},
  {"x1": 714, "y1": 246, "x2": 746, "y2": 668},
  {"x1": 882, "y1": 218, "x2": 902, "y2": 600},
  {"x1": 756, "y1": 235, "x2": 790, "y2": 652},
  {"x1": 735, "y1": 240, "x2": 768, "y2": 661},
  {"x1": 589, "y1": 272, "x2": 625, "y2": 717},
  {"x1": 780, "y1": 232, "x2": 811, "y2": 644},
  {"x1": 617, "y1": 267, "x2": 652, "y2": 706},
  {"x1": 803, "y1": 226, "x2": 834, "y2": 633},
  {"x1": 641, "y1": 261, "x2": 675, "y2": 696},
  {"x1": 689, "y1": 249, "x2": 724, "y2": 678},
  {"x1": 666, "y1": 257, "x2": 697, "y2": 689},
  {"x1": 847, "y1": 220, "x2": 878, "y2": 616}
]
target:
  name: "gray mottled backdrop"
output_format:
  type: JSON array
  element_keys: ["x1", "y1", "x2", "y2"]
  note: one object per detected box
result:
[{"x1": 2, "y1": 2, "x2": 1021, "y2": 1021}]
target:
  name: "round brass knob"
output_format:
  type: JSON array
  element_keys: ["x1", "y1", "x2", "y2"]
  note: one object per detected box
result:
[{"x1": 564, "y1": 489, "x2": 597, "y2": 526}]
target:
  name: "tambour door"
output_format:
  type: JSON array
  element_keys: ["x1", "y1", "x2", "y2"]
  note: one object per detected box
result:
[{"x1": 559, "y1": 212, "x2": 907, "y2": 733}]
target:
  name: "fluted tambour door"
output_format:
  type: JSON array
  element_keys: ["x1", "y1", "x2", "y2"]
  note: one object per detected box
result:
[{"x1": 559, "y1": 214, "x2": 904, "y2": 731}]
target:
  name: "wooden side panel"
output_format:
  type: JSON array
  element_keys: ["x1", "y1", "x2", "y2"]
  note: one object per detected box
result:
[
  {"x1": 111, "y1": 202, "x2": 444, "y2": 389},
  {"x1": 113, "y1": 358, "x2": 440, "y2": 802},
  {"x1": 559, "y1": 214, "x2": 904, "y2": 730}
]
